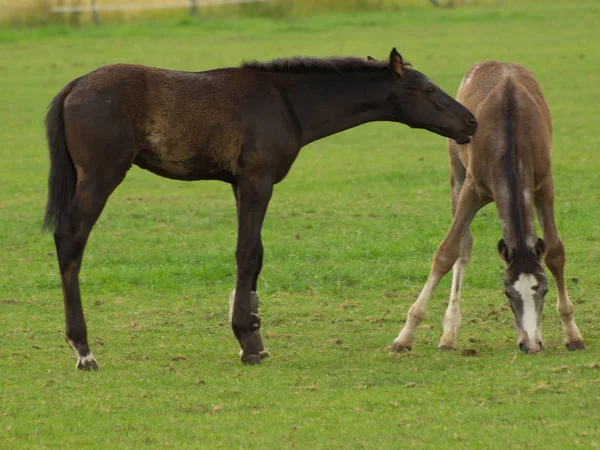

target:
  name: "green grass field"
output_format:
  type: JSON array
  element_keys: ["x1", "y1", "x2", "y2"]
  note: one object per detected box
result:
[{"x1": 1, "y1": 1, "x2": 600, "y2": 447}]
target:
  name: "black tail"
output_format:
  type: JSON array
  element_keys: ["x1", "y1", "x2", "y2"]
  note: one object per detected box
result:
[{"x1": 42, "y1": 78, "x2": 80, "y2": 232}]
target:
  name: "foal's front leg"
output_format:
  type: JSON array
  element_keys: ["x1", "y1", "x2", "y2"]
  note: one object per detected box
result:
[
  {"x1": 438, "y1": 229, "x2": 473, "y2": 350},
  {"x1": 391, "y1": 181, "x2": 484, "y2": 352},
  {"x1": 535, "y1": 182, "x2": 585, "y2": 350},
  {"x1": 439, "y1": 146, "x2": 472, "y2": 350},
  {"x1": 231, "y1": 176, "x2": 273, "y2": 365}
]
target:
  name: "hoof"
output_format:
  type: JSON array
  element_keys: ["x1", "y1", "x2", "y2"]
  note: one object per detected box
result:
[
  {"x1": 241, "y1": 353, "x2": 261, "y2": 366},
  {"x1": 390, "y1": 342, "x2": 412, "y2": 353},
  {"x1": 76, "y1": 355, "x2": 99, "y2": 371},
  {"x1": 67, "y1": 339, "x2": 98, "y2": 371},
  {"x1": 438, "y1": 344, "x2": 456, "y2": 351},
  {"x1": 566, "y1": 340, "x2": 586, "y2": 351}
]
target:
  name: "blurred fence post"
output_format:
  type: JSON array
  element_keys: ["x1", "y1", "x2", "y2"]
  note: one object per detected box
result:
[
  {"x1": 50, "y1": 0, "x2": 275, "y2": 24},
  {"x1": 70, "y1": 0, "x2": 82, "y2": 25},
  {"x1": 91, "y1": 0, "x2": 100, "y2": 26},
  {"x1": 430, "y1": 0, "x2": 456, "y2": 7}
]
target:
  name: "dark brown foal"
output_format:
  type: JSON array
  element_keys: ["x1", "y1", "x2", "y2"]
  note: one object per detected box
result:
[{"x1": 44, "y1": 49, "x2": 477, "y2": 370}]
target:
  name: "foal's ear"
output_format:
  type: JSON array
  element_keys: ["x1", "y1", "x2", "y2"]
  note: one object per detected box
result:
[
  {"x1": 534, "y1": 238, "x2": 546, "y2": 260},
  {"x1": 497, "y1": 239, "x2": 512, "y2": 263},
  {"x1": 367, "y1": 56, "x2": 377, "y2": 61},
  {"x1": 389, "y1": 47, "x2": 405, "y2": 77}
]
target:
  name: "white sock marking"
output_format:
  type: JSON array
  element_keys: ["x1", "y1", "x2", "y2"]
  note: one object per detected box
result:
[
  {"x1": 394, "y1": 273, "x2": 439, "y2": 347},
  {"x1": 67, "y1": 338, "x2": 96, "y2": 369},
  {"x1": 229, "y1": 289, "x2": 236, "y2": 321},
  {"x1": 440, "y1": 260, "x2": 466, "y2": 347}
]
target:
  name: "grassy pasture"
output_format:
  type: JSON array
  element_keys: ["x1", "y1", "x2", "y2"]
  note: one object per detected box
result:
[{"x1": 1, "y1": 1, "x2": 600, "y2": 447}]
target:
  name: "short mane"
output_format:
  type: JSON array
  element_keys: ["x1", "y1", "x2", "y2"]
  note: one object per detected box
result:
[{"x1": 241, "y1": 56, "x2": 396, "y2": 74}]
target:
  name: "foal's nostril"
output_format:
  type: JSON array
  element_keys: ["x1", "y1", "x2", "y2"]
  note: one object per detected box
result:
[
  {"x1": 519, "y1": 342, "x2": 528, "y2": 354},
  {"x1": 466, "y1": 114, "x2": 477, "y2": 128}
]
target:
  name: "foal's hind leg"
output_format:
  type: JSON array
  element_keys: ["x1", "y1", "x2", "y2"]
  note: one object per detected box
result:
[
  {"x1": 229, "y1": 186, "x2": 269, "y2": 359},
  {"x1": 391, "y1": 180, "x2": 485, "y2": 352},
  {"x1": 56, "y1": 170, "x2": 127, "y2": 370},
  {"x1": 535, "y1": 181, "x2": 585, "y2": 350},
  {"x1": 231, "y1": 176, "x2": 273, "y2": 365}
]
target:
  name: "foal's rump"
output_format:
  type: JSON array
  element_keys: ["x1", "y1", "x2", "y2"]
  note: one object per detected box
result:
[
  {"x1": 62, "y1": 64, "x2": 160, "y2": 172},
  {"x1": 456, "y1": 61, "x2": 552, "y2": 188}
]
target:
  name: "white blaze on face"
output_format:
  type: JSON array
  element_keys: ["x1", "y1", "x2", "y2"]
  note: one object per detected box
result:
[{"x1": 513, "y1": 273, "x2": 539, "y2": 341}]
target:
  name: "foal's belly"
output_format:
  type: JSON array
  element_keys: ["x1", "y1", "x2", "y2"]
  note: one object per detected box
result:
[{"x1": 134, "y1": 139, "x2": 235, "y2": 183}]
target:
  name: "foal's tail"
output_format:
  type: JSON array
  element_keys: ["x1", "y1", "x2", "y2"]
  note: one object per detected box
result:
[
  {"x1": 43, "y1": 78, "x2": 80, "y2": 232},
  {"x1": 503, "y1": 78, "x2": 527, "y2": 247},
  {"x1": 504, "y1": 79, "x2": 516, "y2": 162}
]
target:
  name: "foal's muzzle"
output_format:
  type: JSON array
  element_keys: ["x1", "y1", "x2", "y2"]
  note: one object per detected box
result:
[
  {"x1": 463, "y1": 113, "x2": 478, "y2": 136},
  {"x1": 453, "y1": 113, "x2": 477, "y2": 145},
  {"x1": 519, "y1": 340, "x2": 543, "y2": 354},
  {"x1": 466, "y1": 113, "x2": 477, "y2": 129}
]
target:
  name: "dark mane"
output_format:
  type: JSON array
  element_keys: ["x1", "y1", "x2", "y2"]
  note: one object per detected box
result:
[{"x1": 241, "y1": 56, "x2": 395, "y2": 74}]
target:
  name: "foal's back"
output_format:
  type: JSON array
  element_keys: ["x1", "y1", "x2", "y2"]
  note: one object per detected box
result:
[
  {"x1": 454, "y1": 61, "x2": 552, "y2": 196},
  {"x1": 62, "y1": 64, "x2": 289, "y2": 183}
]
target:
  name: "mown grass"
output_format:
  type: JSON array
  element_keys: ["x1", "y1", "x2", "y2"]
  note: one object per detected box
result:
[{"x1": 1, "y1": 0, "x2": 600, "y2": 447}]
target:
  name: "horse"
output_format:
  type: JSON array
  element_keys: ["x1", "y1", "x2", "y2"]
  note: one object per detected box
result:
[
  {"x1": 391, "y1": 60, "x2": 585, "y2": 354},
  {"x1": 43, "y1": 48, "x2": 477, "y2": 370}
]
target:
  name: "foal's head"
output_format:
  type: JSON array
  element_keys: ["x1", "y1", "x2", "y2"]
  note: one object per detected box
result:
[
  {"x1": 376, "y1": 48, "x2": 477, "y2": 144},
  {"x1": 498, "y1": 238, "x2": 548, "y2": 354}
]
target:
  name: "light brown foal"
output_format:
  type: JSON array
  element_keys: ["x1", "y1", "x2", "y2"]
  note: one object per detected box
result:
[{"x1": 391, "y1": 61, "x2": 585, "y2": 354}]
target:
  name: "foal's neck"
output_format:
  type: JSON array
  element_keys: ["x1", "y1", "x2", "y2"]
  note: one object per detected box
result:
[{"x1": 282, "y1": 72, "x2": 393, "y2": 146}]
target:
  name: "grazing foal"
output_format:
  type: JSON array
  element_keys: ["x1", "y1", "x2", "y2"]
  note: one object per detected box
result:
[
  {"x1": 391, "y1": 61, "x2": 585, "y2": 354},
  {"x1": 44, "y1": 49, "x2": 477, "y2": 370}
]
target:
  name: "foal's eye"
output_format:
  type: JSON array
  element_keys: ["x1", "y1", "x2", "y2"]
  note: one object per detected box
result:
[{"x1": 425, "y1": 85, "x2": 435, "y2": 93}]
